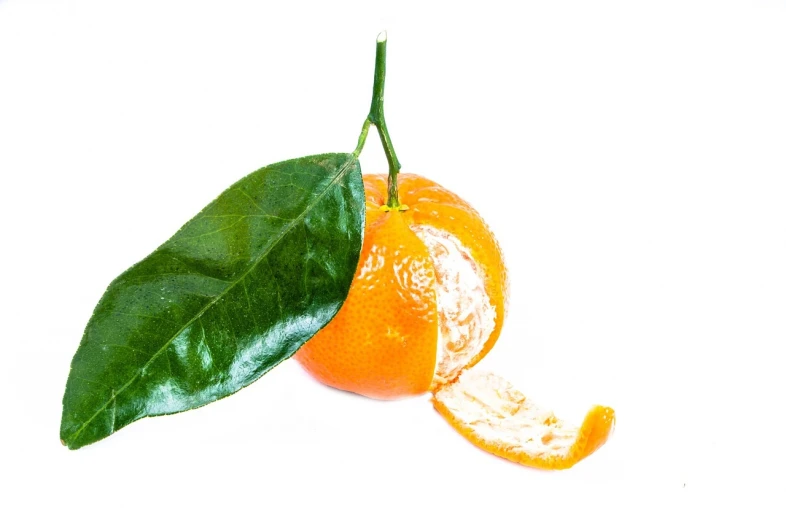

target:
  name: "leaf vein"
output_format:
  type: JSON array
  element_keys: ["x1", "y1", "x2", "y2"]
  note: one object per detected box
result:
[
  {"x1": 170, "y1": 217, "x2": 248, "y2": 243},
  {"x1": 113, "y1": 312, "x2": 178, "y2": 325}
]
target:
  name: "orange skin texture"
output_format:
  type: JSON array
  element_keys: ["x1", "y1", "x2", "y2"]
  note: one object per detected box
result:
[{"x1": 295, "y1": 174, "x2": 508, "y2": 399}]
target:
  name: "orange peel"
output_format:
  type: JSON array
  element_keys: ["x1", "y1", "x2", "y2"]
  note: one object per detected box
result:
[{"x1": 432, "y1": 370, "x2": 615, "y2": 470}]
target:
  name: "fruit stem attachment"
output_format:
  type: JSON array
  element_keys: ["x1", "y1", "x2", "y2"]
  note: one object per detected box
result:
[{"x1": 354, "y1": 31, "x2": 404, "y2": 210}]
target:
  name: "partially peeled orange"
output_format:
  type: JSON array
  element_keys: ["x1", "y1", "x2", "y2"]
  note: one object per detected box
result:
[{"x1": 296, "y1": 173, "x2": 615, "y2": 470}]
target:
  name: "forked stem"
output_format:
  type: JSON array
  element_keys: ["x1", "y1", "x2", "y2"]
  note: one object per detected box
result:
[{"x1": 354, "y1": 31, "x2": 404, "y2": 210}]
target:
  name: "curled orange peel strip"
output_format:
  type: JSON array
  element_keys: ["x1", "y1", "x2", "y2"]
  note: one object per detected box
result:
[{"x1": 431, "y1": 370, "x2": 615, "y2": 470}]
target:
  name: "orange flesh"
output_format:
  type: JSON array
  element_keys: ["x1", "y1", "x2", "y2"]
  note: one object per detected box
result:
[
  {"x1": 413, "y1": 223, "x2": 496, "y2": 386},
  {"x1": 402, "y1": 174, "x2": 509, "y2": 374}
]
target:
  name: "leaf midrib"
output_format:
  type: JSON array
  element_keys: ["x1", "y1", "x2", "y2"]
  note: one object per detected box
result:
[{"x1": 65, "y1": 155, "x2": 358, "y2": 446}]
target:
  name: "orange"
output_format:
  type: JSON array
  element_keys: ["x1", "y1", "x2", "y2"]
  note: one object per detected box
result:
[
  {"x1": 295, "y1": 173, "x2": 614, "y2": 469},
  {"x1": 296, "y1": 173, "x2": 507, "y2": 398}
]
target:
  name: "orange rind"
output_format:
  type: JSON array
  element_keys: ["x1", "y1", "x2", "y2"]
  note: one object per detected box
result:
[{"x1": 432, "y1": 370, "x2": 615, "y2": 470}]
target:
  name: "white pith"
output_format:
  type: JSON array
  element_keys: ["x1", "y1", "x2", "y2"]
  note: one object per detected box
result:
[
  {"x1": 434, "y1": 370, "x2": 579, "y2": 457},
  {"x1": 411, "y1": 225, "x2": 496, "y2": 384}
]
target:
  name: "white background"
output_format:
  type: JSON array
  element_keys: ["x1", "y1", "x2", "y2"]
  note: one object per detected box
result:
[{"x1": 1, "y1": 0, "x2": 785, "y2": 518}]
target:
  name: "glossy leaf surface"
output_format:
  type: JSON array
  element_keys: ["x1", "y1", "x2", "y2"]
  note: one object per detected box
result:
[{"x1": 61, "y1": 153, "x2": 364, "y2": 449}]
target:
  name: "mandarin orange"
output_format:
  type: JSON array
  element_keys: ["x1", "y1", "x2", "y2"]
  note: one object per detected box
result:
[
  {"x1": 293, "y1": 33, "x2": 614, "y2": 470},
  {"x1": 295, "y1": 173, "x2": 507, "y2": 399},
  {"x1": 295, "y1": 172, "x2": 614, "y2": 470}
]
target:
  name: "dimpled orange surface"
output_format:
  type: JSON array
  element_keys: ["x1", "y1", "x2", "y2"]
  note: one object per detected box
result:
[{"x1": 294, "y1": 173, "x2": 507, "y2": 398}]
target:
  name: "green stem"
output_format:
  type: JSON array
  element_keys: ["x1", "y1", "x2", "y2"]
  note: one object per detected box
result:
[
  {"x1": 354, "y1": 31, "x2": 403, "y2": 209},
  {"x1": 353, "y1": 119, "x2": 371, "y2": 157}
]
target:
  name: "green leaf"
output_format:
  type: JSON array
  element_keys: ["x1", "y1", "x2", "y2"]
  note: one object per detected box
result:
[{"x1": 60, "y1": 153, "x2": 365, "y2": 449}]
